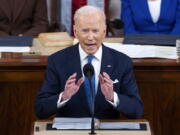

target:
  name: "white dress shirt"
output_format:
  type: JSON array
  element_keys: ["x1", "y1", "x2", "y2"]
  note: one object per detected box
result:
[
  {"x1": 79, "y1": 44, "x2": 102, "y2": 93},
  {"x1": 148, "y1": 0, "x2": 161, "y2": 23},
  {"x1": 57, "y1": 44, "x2": 119, "y2": 108}
]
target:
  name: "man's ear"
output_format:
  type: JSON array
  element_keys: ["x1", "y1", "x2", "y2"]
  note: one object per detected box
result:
[
  {"x1": 73, "y1": 25, "x2": 77, "y2": 37},
  {"x1": 103, "y1": 26, "x2": 107, "y2": 37}
]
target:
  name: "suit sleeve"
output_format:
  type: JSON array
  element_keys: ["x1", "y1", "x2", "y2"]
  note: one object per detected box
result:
[
  {"x1": 121, "y1": 0, "x2": 139, "y2": 34},
  {"x1": 35, "y1": 56, "x2": 60, "y2": 119},
  {"x1": 23, "y1": 0, "x2": 48, "y2": 36},
  {"x1": 116, "y1": 58, "x2": 144, "y2": 119},
  {"x1": 170, "y1": 0, "x2": 180, "y2": 34}
]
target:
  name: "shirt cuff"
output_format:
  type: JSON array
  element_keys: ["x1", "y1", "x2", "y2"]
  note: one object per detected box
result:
[
  {"x1": 57, "y1": 92, "x2": 70, "y2": 108},
  {"x1": 107, "y1": 92, "x2": 120, "y2": 107}
]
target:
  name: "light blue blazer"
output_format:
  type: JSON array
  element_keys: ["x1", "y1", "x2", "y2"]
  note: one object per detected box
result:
[{"x1": 121, "y1": 0, "x2": 180, "y2": 35}]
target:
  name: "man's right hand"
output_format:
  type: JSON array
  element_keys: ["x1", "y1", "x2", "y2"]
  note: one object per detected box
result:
[{"x1": 61, "y1": 73, "x2": 84, "y2": 101}]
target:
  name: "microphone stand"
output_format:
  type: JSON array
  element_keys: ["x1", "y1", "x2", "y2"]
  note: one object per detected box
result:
[{"x1": 87, "y1": 73, "x2": 96, "y2": 135}]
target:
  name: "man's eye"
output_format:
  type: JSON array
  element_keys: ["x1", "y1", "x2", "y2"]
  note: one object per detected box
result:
[
  {"x1": 81, "y1": 29, "x2": 89, "y2": 33},
  {"x1": 92, "y1": 29, "x2": 99, "y2": 33}
]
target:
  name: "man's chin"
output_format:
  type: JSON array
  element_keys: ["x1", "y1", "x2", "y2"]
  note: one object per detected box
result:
[{"x1": 85, "y1": 49, "x2": 96, "y2": 55}]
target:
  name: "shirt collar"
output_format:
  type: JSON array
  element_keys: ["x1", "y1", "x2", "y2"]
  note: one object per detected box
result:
[{"x1": 79, "y1": 44, "x2": 102, "y2": 62}]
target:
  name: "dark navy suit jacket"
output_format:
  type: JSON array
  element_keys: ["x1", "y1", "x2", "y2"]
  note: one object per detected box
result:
[
  {"x1": 121, "y1": 0, "x2": 180, "y2": 34},
  {"x1": 35, "y1": 44, "x2": 143, "y2": 119}
]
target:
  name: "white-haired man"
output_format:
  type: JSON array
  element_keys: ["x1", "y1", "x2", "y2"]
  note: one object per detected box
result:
[{"x1": 35, "y1": 5, "x2": 143, "y2": 119}]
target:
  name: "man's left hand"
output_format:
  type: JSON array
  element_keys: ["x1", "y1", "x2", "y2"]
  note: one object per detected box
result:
[{"x1": 99, "y1": 72, "x2": 114, "y2": 101}]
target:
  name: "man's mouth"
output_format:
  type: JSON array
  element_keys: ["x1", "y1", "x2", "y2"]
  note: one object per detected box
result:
[{"x1": 86, "y1": 43, "x2": 96, "y2": 46}]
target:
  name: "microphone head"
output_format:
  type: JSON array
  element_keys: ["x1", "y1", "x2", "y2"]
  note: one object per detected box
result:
[{"x1": 83, "y1": 63, "x2": 94, "y2": 79}]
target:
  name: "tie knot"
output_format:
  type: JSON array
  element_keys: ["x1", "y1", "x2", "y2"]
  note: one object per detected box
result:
[{"x1": 87, "y1": 55, "x2": 94, "y2": 63}]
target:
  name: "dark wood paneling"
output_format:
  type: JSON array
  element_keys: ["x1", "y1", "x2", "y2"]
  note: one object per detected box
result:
[
  {"x1": 134, "y1": 60, "x2": 180, "y2": 135},
  {"x1": 0, "y1": 82, "x2": 41, "y2": 135},
  {"x1": 0, "y1": 53, "x2": 179, "y2": 135},
  {"x1": 0, "y1": 69, "x2": 45, "y2": 135}
]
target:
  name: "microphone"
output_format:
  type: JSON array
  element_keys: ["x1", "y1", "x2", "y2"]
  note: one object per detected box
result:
[
  {"x1": 83, "y1": 64, "x2": 96, "y2": 135},
  {"x1": 83, "y1": 63, "x2": 94, "y2": 80}
]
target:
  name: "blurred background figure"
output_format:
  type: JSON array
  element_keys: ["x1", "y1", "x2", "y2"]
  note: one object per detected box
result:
[
  {"x1": 109, "y1": 0, "x2": 121, "y2": 20},
  {"x1": 107, "y1": 0, "x2": 123, "y2": 36},
  {"x1": 46, "y1": 0, "x2": 66, "y2": 32},
  {"x1": 0, "y1": 0, "x2": 48, "y2": 37},
  {"x1": 59, "y1": 0, "x2": 108, "y2": 35},
  {"x1": 121, "y1": 0, "x2": 180, "y2": 35}
]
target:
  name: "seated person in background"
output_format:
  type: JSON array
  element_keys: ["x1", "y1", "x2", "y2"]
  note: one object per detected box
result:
[
  {"x1": 0, "y1": 0, "x2": 48, "y2": 36},
  {"x1": 121, "y1": 0, "x2": 180, "y2": 35},
  {"x1": 35, "y1": 5, "x2": 143, "y2": 119}
]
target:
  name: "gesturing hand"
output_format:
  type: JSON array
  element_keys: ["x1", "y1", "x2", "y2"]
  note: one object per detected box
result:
[
  {"x1": 99, "y1": 72, "x2": 114, "y2": 101},
  {"x1": 62, "y1": 73, "x2": 84, "y2": 101}
]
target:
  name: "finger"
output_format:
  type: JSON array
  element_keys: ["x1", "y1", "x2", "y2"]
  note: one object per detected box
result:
[
  {"x1": 76, "y1": 77, "x2": 84, "y2": 86},
  {"x1": 99, "y1": 74, "x2": 104, "y2": 84},
  {"x1": 68, "y1": 73, "x2": 77, "y2": 80},
  {"x1": 66, "y1": 73, "x2": 77, "y2": 84},
  {"x1": 101, "y1": 73, "x2": 113, "y2": 85},
  {"x1": 104, "y1": 83, "x2": 113, "y2": 89},
  {"x1": 66, "y1": 78, "x2": 76, "y2": 85},
  {"x1": 65, "y1": 83, "x2": 77, "y2": 94},
  {"x1": 103, "y1": 77, "x2": 113, "y2": 85},
  {"x1": 103, "y1": 72, "x2": 110, "y2": 79}
]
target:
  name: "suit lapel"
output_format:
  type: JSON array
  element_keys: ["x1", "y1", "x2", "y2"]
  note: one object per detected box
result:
[
  {"x1": 70, "y1": 45, "x2": 82, "y2": 79},
  {"x1": 158, "y1": 0, "x2": 168, "y2": 22},
  {"x1": 141, "y1": 0, "x2": 155, "y2": 23},
  {"x1": 99, "y1": 45, "x2": 114, "y2": 76},
  {"x1": 95, "y1": 45, "x2": 114, "y2": 111},
  {"x1": 142, "y1": 0, "x2": 167, "y2": 23}
]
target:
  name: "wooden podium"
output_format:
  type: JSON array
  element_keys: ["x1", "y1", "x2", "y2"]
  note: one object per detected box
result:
[{"x1": 33, "y1": 120, "x2": 152, "y2": 135}]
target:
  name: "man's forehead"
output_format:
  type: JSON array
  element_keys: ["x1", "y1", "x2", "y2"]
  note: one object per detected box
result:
[
  {"x1": 77, "y1": 23, "x2": 105, "y2": 30},
  {"x1": 76, "y1": 17, "x2": 104, "y2": 26},
  {"x1": 76, "y1": 12, "x2": 103, "y2": 22}
]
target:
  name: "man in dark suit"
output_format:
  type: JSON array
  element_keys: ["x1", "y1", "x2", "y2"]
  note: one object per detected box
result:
[
  {"x1": 0, "y1": 0, "x2": 48, "y2": 36},
  {"x1": 35, "y1": 5, "x2": 143, "y2": 119}
]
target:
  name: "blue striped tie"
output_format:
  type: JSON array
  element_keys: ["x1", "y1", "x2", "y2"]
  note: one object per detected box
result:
[{"x1": 84, "y1": 56, "x2": 95, "y2": 112}]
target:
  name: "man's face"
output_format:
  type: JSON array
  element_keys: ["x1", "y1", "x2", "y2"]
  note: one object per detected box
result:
[{"x1": 74, "y1": 12, "x2": 106, "y2": 55}]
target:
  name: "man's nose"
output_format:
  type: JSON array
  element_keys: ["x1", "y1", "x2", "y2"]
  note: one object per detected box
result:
[{"x1": 87, "y1": 31, "x2": 94, "y2": 40}]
